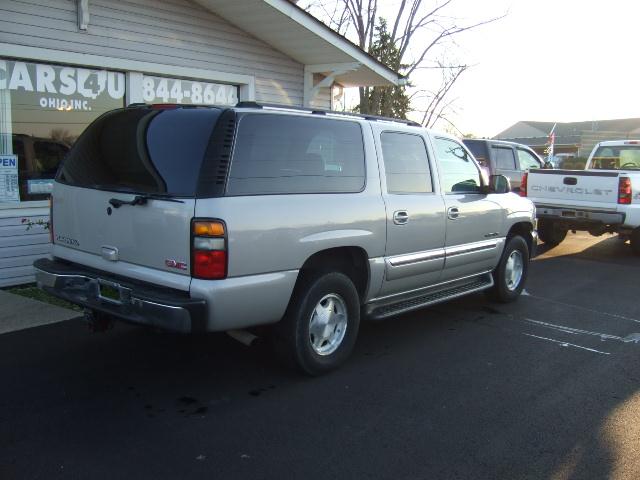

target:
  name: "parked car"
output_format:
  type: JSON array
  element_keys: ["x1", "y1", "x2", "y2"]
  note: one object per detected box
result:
[
  {"x1": 34, "y1": 103, "x2": 537, "y2": 375},
  {"x1": 463, "y1": 139, "x2": 549, "y2": 192},
  {"x1": 523, "y1": 140, "x2": 640, "y2": 253}
]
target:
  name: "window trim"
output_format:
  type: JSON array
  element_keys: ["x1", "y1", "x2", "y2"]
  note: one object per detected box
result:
[{"x1": 380, "y1": 130, "x2": 435, "y2": 195}]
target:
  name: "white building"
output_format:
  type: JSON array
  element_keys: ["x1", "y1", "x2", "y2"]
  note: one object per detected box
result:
[{"x1": 0, "y1": 0, "x2": 401, "y2": 286}]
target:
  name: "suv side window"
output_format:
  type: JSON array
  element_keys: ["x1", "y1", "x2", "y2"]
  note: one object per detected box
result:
[
  {"x1": 434, "y1": 137, "x2": 481, "y2": 194},
  {"x1": 227, "y1": 114, "x2": 365, "y2": 195},
  {"x1": 380, "y1": 132, "x2": 433, "y2": 194},
  {"x1": 493, "y1": 146, "x2": 517, "y2": 170},
  {"x1": 517, "y1": 148, "x2": 542, "y2": 170}
]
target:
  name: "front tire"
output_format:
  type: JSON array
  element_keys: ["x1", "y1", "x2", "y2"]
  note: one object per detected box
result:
[
  {"x1": 538, "y1": 219, "x2": 567, "y2": 246},
  {"x1": 274, "y1": 272, "x2": 360, "y2": 376},
  {"x1": 486, "y1": 235, "x2": 529, "y2": 303}
]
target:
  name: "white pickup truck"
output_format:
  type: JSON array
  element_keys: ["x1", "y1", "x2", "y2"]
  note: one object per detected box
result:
[{"x1": 523, "y1": 140, "x2": 640, "y2": 254}]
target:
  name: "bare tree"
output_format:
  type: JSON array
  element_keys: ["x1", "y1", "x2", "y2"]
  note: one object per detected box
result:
[{"x1": 300, "y1": 0, "x2": 504, "y2": 128}]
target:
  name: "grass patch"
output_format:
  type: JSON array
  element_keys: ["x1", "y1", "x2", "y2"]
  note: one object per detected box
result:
[{"x1": 6, "y1": 284, "x2": 83, "y2": 312}]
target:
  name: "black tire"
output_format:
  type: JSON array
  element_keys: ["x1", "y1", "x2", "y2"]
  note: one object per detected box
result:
[
  {"x1": 274, "y1": 272, "x2": 360, "y2": 376},
  {"x1": 537, "y1": 219, "x2": 567, "y2": 246},
  {"x1": 631, "y1": 229, "x2": 640, "y2": 256},
  {"x1": 486, "y1": 235, "x2": 529, "y2": 303}
]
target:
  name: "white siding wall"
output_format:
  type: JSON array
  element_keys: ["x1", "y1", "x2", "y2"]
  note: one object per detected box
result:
[
  {"x1": 0, "y1": 0, "x2": 333, "y2": 286},
  {"x1": 0, "y1": 207, "x2": 50, "y2": 287},
  {"x1": 0, "y1": 0, "x2": 310, "y2": 105}
]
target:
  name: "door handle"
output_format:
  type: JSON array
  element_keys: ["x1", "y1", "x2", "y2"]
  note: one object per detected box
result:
[
  {"x1": 393, "y1": 210, "x2": 409, "y2": 225},
  {"x1": 447, "y1": 207, "x2": 460, "y2": 220}
]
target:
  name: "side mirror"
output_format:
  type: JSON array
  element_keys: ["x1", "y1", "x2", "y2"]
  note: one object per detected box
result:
[{"x1": 487, "y1": 174, "x2": 511, "y2": 194}]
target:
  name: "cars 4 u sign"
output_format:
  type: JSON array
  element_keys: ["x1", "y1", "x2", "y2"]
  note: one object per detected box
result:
[{"x1": 0, "y1": 59, "x2": 125, "y2": 111}]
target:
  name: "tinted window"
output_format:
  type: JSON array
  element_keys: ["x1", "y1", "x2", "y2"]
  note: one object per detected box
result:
[
  {"x1": 227, "y1": 114, "x2": 365, "y2": 195},
  {"x1": 58, "y1": 108, "x2": 221, "y2": 196},
  {"x1": 434, "y1": 137, "x2": 481, "y2": 193},
  {"x1": 493, "y1": 147, "x2": 517, "y2": 170},
  {"x1": 463, "y1": 140, "x2": 489, "y2": 168},
  {"x1": 517, "y1": 148, "x2": 542, "y2": 170},
  {"x1": 381, "y1": 132, "x2": 432, "y2": 194}
]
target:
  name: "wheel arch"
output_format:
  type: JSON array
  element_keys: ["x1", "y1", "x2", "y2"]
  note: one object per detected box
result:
[
  {"x1": 506, "y1": 221, "x2": 535, "y2": 257},
  {"x1": 294, "y1": 246, "x2": 370, "y2": 303}
]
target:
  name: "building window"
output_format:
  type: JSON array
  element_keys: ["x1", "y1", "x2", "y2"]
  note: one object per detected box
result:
[{"x1": 0, "y1": 59, "x2": 125, "y2": 202}]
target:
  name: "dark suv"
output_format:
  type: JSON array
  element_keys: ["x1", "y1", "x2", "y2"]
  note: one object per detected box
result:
[{"x1": 463, "y1": 139, "x2": 548, "y2": 192}]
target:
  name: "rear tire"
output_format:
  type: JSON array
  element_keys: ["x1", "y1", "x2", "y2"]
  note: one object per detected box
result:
[
  {"x1": 631, "y1": 228, "x2": 640, "y2": 256},
  {"x1": 274, "y1": 272, "x2": 360, "y2": 376},
  {"x1": 486, "y1": 235, "x2": 529, "y2": 303},
  {"x1": 537, "y1": 219, "x2": 567, "y2": 246}
]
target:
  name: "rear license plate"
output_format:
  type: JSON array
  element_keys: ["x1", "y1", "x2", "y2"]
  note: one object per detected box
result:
[{"x1": 99, "y1": 282, "x2": 121, "y2": 303}]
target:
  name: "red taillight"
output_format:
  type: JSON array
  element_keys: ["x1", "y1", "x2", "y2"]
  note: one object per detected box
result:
[
  {"x1": 191, "y1": 220, "x2": 227, "y2": 279},
  {"x1": 520, "y1": 172, "x2": 528, "y2": 196},
  {"x1": 618, "y1": 177, "x2": 632, "y2": 204},
  {"x1": 49, "y1": 196, "x2": 54, "y2": 243},
  {"x1": 193, "y1": 250, "x2": 226, "y2": 279}
]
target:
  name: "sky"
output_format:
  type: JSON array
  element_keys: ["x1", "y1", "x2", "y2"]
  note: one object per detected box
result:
[
  {"x1": 421, "y1": 0, "x2": 640, "y2": 137},
  {"x1": 323, "y1": 0, "x2": 640, "y2": 138}
]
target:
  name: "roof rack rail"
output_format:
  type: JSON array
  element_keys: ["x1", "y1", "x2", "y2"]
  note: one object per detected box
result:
[{"x1": 234, "y1": 101, "x2": 421, "y2": 127}]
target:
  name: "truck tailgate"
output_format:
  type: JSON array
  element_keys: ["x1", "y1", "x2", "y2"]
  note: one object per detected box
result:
[{"x1": 527, "y1": 169, "x2": 620, "y2": 207}]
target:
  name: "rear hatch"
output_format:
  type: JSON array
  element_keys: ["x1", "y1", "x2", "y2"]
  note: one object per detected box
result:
[
  {"x1": 526, "y1": 169, "x2": 620, "y2": 208},
  {"x1": 52, "y1": 107, "x2": 224, "y2": 283}
]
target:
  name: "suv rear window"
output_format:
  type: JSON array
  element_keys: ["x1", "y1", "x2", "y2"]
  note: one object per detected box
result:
[
  {"x1": 57, "y1": 108, "x2": 222, "y2": 196},
  {"x1": 226, "y1": 114, "x2": 365, "y2": 195}
]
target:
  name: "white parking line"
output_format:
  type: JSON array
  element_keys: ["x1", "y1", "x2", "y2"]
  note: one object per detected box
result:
[
  {"x1": 522, "y1": 292, "x2": 640, "y2": 324},
  {"x1": 523, "y1": 333, "x2": 611, "y2": 355},
  {"x1": 523, "y1": 318, "x2": 640, "y2": 344}
]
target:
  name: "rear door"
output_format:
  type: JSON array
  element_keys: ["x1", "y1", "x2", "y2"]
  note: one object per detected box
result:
[
  {"x1": 51, "y1": 107, "x2": 223, "y2": 284},
  {"x1": 375, "y1": 128, "x2": 446, "y2": 298}
]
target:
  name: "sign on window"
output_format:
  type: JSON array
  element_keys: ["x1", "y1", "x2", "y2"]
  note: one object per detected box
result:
[
  {"x1": 0, "y1": 60, "x2": 125, "y2": 112},
  {"x1": 0, "y1": 154, "x2": 19, "y2": 202},
  {"x1": 141, "y1": 75, "x2": 238, "y2": 106}
]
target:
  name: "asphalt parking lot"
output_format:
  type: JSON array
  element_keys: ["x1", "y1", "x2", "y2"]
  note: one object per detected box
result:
[{"x1": 2, "y1": 232, "x2": 640, "y2": 480}]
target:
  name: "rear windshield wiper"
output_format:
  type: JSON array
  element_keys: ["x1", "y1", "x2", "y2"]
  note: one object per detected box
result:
[{"x1": 109, "y1": 194, "x2": 185, "y2": 208}]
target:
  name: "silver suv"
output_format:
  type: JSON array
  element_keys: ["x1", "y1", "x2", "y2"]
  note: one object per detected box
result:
[{"x1": 35, "y1": 103, "x2": 536, "y2": 375}]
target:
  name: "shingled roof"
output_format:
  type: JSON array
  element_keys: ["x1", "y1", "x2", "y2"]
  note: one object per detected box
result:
[{"x1": 495, "y1": 118, "x2": 640, "y2": 140}]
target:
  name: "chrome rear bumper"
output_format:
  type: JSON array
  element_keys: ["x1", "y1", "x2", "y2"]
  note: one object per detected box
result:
[
  {"x1": 535, "y1": 205, "x2": 624, "y2": 225},
  {"x1": 34, "y1": 258, "x2": 206, "y2": 333}
]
